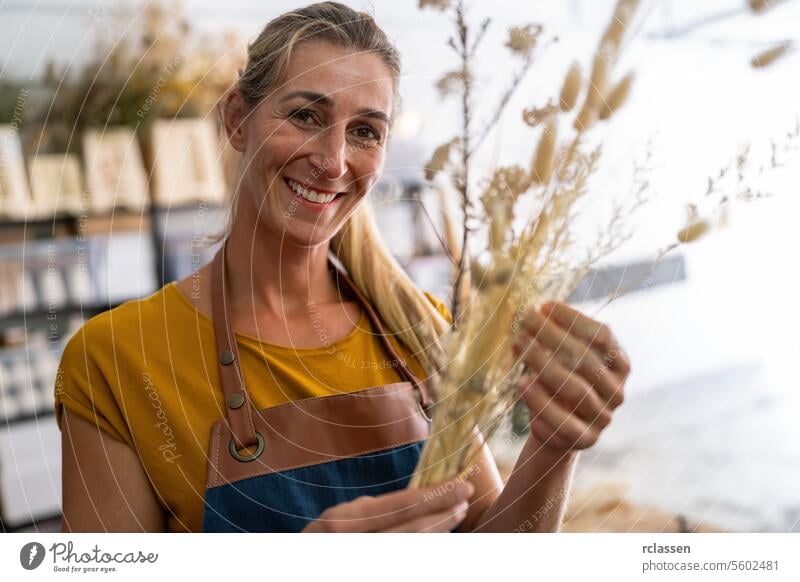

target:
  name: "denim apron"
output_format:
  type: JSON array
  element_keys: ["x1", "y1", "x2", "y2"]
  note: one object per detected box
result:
[{"x1": 201, "y1": 247, "x2": 434, "y2": 532}]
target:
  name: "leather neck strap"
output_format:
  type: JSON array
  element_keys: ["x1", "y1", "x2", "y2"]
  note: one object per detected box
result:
[{"x1": 211, "y1": 245, "x2": 431, "y2": 451}]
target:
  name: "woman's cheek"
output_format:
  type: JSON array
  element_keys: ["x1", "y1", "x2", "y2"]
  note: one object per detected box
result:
[{"x1": 351, "y1": 151, "x2": 384, "y2": 192}]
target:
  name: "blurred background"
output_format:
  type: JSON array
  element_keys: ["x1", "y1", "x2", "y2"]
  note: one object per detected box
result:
[{"x1": 0, "y1": 0, "x2": 798, "y2": 532}]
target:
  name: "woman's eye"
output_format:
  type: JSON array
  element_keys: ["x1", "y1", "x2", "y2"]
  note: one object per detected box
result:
[
  {"x1": 289, "y1": 109, "x2": 317, "y2": 124},
  {"x1": 352, "y1": 125, "x2": 382, "y2": 142}
]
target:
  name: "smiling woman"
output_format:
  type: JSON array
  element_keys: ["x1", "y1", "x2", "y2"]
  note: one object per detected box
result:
[
  {"x1": 55, "y1": 1, "x2": 508, "y2": 533},
  {"x1": 221, "y1": 42, "x2": 394, "y2": 238}
]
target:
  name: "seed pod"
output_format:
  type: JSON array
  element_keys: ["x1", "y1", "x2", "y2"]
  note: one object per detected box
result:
[
  {"x1": 751, "y1": 42, "x2": 793, "y2": 68},
  {"x1": 470, "y1": 259, "x2": 489, "y2": 289},
  {"x1": 461, "y1": 286, "x2": 515, "y2": 380},
  {"x1": 573, "y1": 102, "x2": 596, "y2": 132},
  {"x1": 677, "y1": 219, "x2": 711, "y2": 243},
  {"x1": 559, "y1": 62, "x2": 582, "y2": 112},
  {"x1": 506, "y1": 24, "x2": 541, "y2": 57},
  {"x1": 424, "y1": 137, "x2": 460, "y2": 181},
  {"x1": 599, "y1": 72, "x2": 635, "y2": 120},
  {"x1": 618, "y1": 0, "x2": 642, "y2": 19},
  {"x1": 486, "y1": 254, "x2": 516, "y2": 287},
  {"x1": 586, "y1": 46, "x2": 610, "y2": 109},
  {"x1": 602, "y1": 0, "x2": 638, "y2": 56},
  {"x1": 531, "y1": 119, "x2": 558, "y2": 184},
  {"x1": 489, "y1": 202, "x2": 509, "y2": 251},
  {"x1": 748, "y1": 0, "x2": 773, "y2": 13},
  {"x1": 717, "y1": 201, "x2": 731, "y2": 229},
  {"x1": 602, "y1": 20, "x2": 624, "y2": 57},
  {"x1": 523, "y1": 103, "x2": 558, "y2": 127}
]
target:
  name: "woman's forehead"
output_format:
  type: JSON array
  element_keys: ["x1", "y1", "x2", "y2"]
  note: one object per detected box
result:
[{"x1": 278, "y1": 41, "x2": 395, "y2": 115}]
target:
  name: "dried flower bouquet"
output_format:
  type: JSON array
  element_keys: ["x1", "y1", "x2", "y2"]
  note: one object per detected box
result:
[{"x1": 409, "y1": 0, "x2": 797, "y2": 487}]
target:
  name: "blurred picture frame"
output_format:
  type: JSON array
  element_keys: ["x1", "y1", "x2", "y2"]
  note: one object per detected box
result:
[
  {"x1": 83, "y1": 127, "x2": 150, "y2": 213},
  {"x1": 0, "y1": 124, "x2": 32, "y2": 219},
  {"x1": 28, "y1": 154, "x2": 84, "y2": 217},
  {"x1": 148, "y1": 118, "x2": 225, "y2": 207}
]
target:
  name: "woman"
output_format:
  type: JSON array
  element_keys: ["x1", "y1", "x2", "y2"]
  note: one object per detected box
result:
[{"x1": 56, "y1": 1, "x2": 630, "y2": 533}]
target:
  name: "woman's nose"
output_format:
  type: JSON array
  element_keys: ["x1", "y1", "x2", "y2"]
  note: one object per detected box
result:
[{"x1": 308, "y1": 125, "x2": 348, "y2": 182}]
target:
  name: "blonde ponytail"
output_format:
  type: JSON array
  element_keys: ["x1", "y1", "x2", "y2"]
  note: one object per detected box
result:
[{"x1": 331, "y1": 203, "x2": 449, "y2": 376}]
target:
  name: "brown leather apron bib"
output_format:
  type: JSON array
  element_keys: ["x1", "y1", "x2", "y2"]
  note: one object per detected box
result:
[{"x1": 201, "y1": 247, "x2": 433, "y2": 532}]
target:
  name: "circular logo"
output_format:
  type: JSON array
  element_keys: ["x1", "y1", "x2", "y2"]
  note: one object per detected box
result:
[{"x1": 19, "y1": 542, "x2": 46, "y2": 570}]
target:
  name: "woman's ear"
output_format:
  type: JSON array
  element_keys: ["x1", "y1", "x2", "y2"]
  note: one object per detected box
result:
[{"x1": 221, "y1": 88, "x2": 248, "y2": 153}]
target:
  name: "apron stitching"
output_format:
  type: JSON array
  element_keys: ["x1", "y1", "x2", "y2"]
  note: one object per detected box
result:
[
  {"x1": 247, "y1": 382, "x2": 410, "y2": 417},
  {"x1": 210, "y1": 436, "x2": 427, "y2": 485},
  {"x1": 213, "y1": 422, "x2": 222, "y2": 488}
]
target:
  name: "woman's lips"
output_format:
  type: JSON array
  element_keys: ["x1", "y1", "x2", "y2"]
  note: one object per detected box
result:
[{"x1": 282, "y1": 176, "x2": 345, "y2": 210}]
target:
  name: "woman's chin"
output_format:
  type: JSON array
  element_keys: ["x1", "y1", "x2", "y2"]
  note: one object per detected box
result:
[
  {"x1": 274, "y1": 219, "x2": 336, "y2": 249},
  {"x1": 248, "y1": 182, "x2": 353, "y2": 249}
]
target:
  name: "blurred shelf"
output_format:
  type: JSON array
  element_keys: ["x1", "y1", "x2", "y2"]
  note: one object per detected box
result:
[
  {"x1": 0, "y1": 210, "x2": 152, "y2": 243},
  {"x1": 151, "y1": 201, "x2": 224, "y2": 213},
  {"x1": 0, "y1": 409, "x2": 54, "y2": 430},
  {"x1": 0, "y1": 302, "x2": 121, "y2": 328},
  {"x1": 0, "y1": 511, "x2": 62, "y2": 533}
]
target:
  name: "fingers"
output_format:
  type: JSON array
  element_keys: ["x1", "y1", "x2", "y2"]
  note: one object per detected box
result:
[
  {"x1": 542, "y1": 302, "x2": 631, "y2": 376},
  {"x1": 517, "y1": 308, "x2": 625, "y2": 408},
  {"x1": 529, "y1": 414, "x2": 573, "y2": 450},
  {"x1": 316, "y1": 478, "x2": 474, "y2": 532},
  {"x1": 520, "y1": 381, "x2": 602, "y2": 450},
  {"x1": 540, "y1": 301, "x2": 612, "y2": 348},
  {"x1": 383, "y1": 501, "x2": 469, "y2": 533},
  {"x1": 520, "y1": 307, "x2": 606, "y2": 376},
  {"x1": 518, "y1": 350, "x2": 611, "y2": 428}
]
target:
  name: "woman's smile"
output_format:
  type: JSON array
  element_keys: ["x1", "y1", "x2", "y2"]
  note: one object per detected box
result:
[{"x1": 282, "y1": 175, "x2": 346, "y2": 211}]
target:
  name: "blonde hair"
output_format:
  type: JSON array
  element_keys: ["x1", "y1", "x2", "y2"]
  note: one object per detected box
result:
[{"x1": 218, "y1": 1, "x2": 448, "y2": 376}]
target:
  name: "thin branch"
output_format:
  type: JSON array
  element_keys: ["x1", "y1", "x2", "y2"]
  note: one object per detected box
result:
[
  {"x1": 419, "y1": 196, "x2": 459, "y2": 266},
  {"x1": 469, "y1": 53, "x2": 536, "y2": 157},
  {"x1": 450, "y1": 0, "x2": 472, "y2": 326},
  {"x1": 468, "y1": 17, "x2": 491, "y2": 58}
]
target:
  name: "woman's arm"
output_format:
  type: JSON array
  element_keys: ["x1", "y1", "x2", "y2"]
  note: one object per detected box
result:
[
  {"x1": 467, "y1": 437, "x2": 576, "y2": 532},
  {"x1": 454, "y1": 435, "x2": 575, "y2": 532},
  {"x1": 458, "y1": 301, "x2": 630, "y2": 532},
  {"x1": 61, "y1": 409, "x2": 166, "y2": 532}
]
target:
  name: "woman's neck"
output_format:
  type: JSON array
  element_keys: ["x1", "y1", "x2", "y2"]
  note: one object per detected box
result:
[{"x1": 223, "y1": 202, "x2": 342, "y2": 318}]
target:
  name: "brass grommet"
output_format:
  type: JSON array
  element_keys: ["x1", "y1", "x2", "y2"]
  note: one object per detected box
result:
[
  {"x1": 227, "y1": 394, "x2": 245, "y2": 409},
  {"x1": 219, "y1": 350, "x2": 235, "y2": 365},
  {"x1": 229, "y1": 431, "x2": 265, "y2": 463}
]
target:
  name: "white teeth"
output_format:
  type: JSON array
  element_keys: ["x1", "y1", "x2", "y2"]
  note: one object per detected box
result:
[{"x1": 287, "y1": 178, "x2": 337, "y2": 204}]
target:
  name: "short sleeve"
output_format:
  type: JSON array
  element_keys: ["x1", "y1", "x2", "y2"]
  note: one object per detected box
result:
[
  {"x1": 423, "y1": 291, "x2": 453, "y2": 325},
  {"x1": 54, "y1": 319, "x2": 133, "y2": 448}
]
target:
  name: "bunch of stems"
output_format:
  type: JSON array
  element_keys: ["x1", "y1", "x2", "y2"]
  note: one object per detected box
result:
[{"x1": 411, "y1": 0, "x2": 643, "y2": 487}]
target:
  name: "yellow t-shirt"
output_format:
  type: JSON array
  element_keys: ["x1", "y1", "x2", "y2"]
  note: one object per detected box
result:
[{"x1": 54, "y1": 280, "x2": 451, "y2": 532}]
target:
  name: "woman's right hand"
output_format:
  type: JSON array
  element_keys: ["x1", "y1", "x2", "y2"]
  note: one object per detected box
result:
[{"x1": 302, "y1": 479, "x2": 475, "y2": 532}]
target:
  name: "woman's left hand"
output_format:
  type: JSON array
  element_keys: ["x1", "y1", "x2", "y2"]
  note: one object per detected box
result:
[{"x1": 512, "y1": 301, "x2": 631, "y2": 452}]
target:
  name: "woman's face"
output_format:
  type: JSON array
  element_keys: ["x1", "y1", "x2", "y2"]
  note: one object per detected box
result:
[{"x1": 225, "y1": 40, "x2": 395, "y2": 248}]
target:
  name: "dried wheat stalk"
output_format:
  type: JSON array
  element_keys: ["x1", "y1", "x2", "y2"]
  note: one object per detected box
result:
[{"x1": 411, "y1": 0, "x2": 645, "y2": 488}]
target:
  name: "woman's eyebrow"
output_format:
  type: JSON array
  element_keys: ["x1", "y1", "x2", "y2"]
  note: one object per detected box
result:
[
  {"x1": 280, "y1": 90, "x2": 332, "y2": 106},
  {"x1": 279, "y1": 90, "x2": 389, "y2": 124}
]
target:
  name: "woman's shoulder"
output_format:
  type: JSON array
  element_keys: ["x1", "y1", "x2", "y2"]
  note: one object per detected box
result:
[
  {"x1": 422, "y1": 290, "x2": 453, "y2": 325},
  {"x1": 60, "y1": 283, "x2": 183, "y2": 363},
  {"x1": 55, "y1": 285, "x2": 182, "y2": 447}
]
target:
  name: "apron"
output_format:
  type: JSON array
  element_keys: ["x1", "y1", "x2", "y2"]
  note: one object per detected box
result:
[{"x1": 201, "y1": 246, "x2": 434, "y2": 532}]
